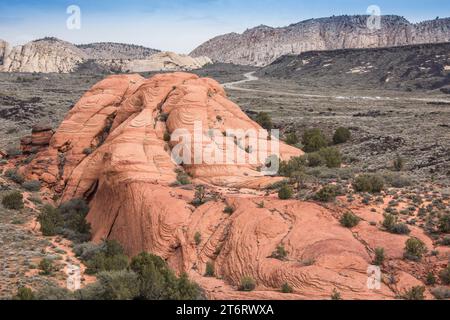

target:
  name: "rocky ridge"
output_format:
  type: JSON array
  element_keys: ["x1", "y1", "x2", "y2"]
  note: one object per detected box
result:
[{"x1": 190, "y1": 15, "x2": 450, "y2": 66}]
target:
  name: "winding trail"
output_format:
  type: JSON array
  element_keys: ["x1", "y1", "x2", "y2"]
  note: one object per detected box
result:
[{"x1": 223, "y1": 72, "x2": 450, "y2": 104}]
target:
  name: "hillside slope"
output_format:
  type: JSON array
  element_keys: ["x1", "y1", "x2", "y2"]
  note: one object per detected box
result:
[
  {"x1": 257, "y1": 42, "x2": 450, "y2": 92},
  {"x1": 77, "y1": 42, "x2": 160, "y2": 59}
]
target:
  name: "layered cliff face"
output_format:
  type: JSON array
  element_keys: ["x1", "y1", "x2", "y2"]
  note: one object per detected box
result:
[
  {"x1": 20, "y1": 73, "x2": 435, "y2": 299},
  {"x1": 0, "y1": 38, "x2": 88, "y2": 73},
  {"x1": 191, "y1": 15, "x2": 450, "y2": 66},
  {"x1": 76, "y1": 42, "x2": 160, "y2": 60}
]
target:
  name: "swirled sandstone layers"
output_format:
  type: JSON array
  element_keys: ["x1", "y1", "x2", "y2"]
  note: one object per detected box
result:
[{"x1": 22, "y1": 72, "x2": 406, "y2": 299}]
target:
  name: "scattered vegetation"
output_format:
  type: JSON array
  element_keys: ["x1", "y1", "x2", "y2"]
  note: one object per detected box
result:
[
  {"x1": 339, "y1": 212, "x2": 360, "y2": 228},
  {"x1": 255, "y1": 112, "x2": 273, "y2": 131},
  {"x1": 4, "y1": 169, "x2": 24, "y2": 184},
  {"x1": 278, "y1": 184, "x2": 293, "y2": 200},
  {"x1": 38, "y1": 204, "x2": 62, "y2": 236},
  {"x1": 373, "y1": 248, "x2": 385, "y2": 266},
  {"x1": 333, "y1": 127, "x2": 351, "y2": 144},
  {"x1": 302, "y1": 128, "x2": 328, "y2": 153},
  {"x1": 331, "y1": 289, "x2": 342, "y2": 300},
  {"x1": 403, "y1": 237, "x2": 427, "y2": 261},
  {"x1": 239, "y1": 276, "x2": 256, "y2": 292},
  {"x1": 314, "y1": 184, "x2": 341, "y2": 202},
  {"x1": 84, "y1": 240, "x2": 129, "y2": 275},
  {"x1": 440, "y1": 265, "x2": 450, "y2": 285},
  {"x1": 13, "y1": 287, "x2": 35, "y2": 300},
  {"x1": 284, "y1": 132, "x2": 299, "y2": 146},
  {"x1": 2, "y1": 191, "x2": 24, "y2": 210},
  {"x1": 22, "y1": 180, "x2": 41, "y2": 192},
  {"x1": 393, "y1": 155, "x2": 405, "y2": 171},
  {"x1": 318, "y1": 147, "x2": 342, "y2": 168},
  {"x1": 402, "y1": 286, "x2": 425, "y2": 300},
  {"x1": 194, "y1": 232, "x2": 202, "y2": 246},
  {"x1": 353, "y1": 174, "x2": 384, "y2": 193},
  {"x1": 39, "y1": 258, "x2": 55, "y2": 275},
  {"x1": 176, "y1": 170, "x2": 191, "y2": 185},
  {"x1": 205, "y1": 262, "x2": 215, "y2": 277},
  {"x1": 271, "y1": 244, "x2": 288, "y2": 261},
  {"x1": 281, "y1": 283, "x2": 293, "y2": 293}
]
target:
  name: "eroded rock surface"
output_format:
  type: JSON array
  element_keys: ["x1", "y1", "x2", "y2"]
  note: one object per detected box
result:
[{"x1": 21, "y1": 72, "x2": 433, "y2": 299}]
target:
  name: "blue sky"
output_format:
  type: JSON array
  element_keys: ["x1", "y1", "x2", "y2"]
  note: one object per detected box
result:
[{"x1": 0, "y1": 0, "x2": 449, "y2": 53}]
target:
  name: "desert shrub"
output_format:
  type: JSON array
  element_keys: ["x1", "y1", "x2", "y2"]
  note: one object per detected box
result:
[
  {"x1": 319, "y1": 147, "x2": 342, "y2": 168},
  {"x1": 402, "y1": 286, "x2": 425, "y2": 300},
  {"x1": 13, "y1": 287, "x2": 35, "y2": 300},
  {"x1": 331, "y1": 289, "x2": 342, "y2": 300},
  {"x1": 223, "y1": 205, "x2": 235, "y2": 215},
  {"x1": 440, "y1": 265, "x2": 450, "y2": 285},
  {"x1": 431, "y1": 287, "x2": 450, "y2": 300},
  {"x1": 441, "y1": 236, "x2": 450, "y2": 246},
  {"x1": 382, "y1": 214, "x2": 397, "y2": 231},
  {"x1": 306, "y1": 152, "x2": 324, "y2": 167},
  {"x1": 85, "y1": 240, "x2": 129, "y2": 275},
  {"x1": 22, "y1": 180, "x2": 41, "y2": 191},
  {"x1": 78, "y1": 270, "x2": 140, "y2": 300},
  {"x1": 58, "y1": 199, "x2": 91, "y2": 242},
  {"x1": 129, "y1": 252, "x2": 202, "y2": 300},
  {"x1": 4, "y1": 169, "x2": 24, "y2": 184},
  {"x1": 2, "y1": 191, "x2": 24, "y2": 210},
  {"x1": 205, "y1": 262, "x2": 215, "y2": 277},
  {"x1": 271, "y1": 244, "x2": 288, "y2": 260},
  {"x1": 353, "y1": 174, "x2": 384, "y2": 193},
  {"x1": 192, "y1": 185, "x2": 206, "y2": 207},
  {"x1": 314, "y1": 184, "x2": 341, "y2": 202},
  {"x1": 438, "y1": 214, "x2": 450, "y2": 233},
  {"x1": 302, "y1": 129, "x2": 328, "y2": 153},
  {"x1": 6, "y1": 147, "x2": 22, "y2": 157},
  {"x1": 333, "y1": 127, "x2": 351, "y2": 144},
  {"x1": 279, "y1": 156, "x2": 306, "y2": 177},
  {"x1": 73, "y1": 242, "x2": 105, "y2": 261},
  {"x1": 82, "y1": 148, "x2": 93, "y2": 155},
  {"x1": 194, "y1": 232, "x2": 202, "y2": 245},
  {"x1": 38, "y1": 204, "x2": 62, "y2": 236},
  {"x1": 285, "y1": 132, "x2": 299, "y2": 146},
  {"x1": 404, "y1": 237, "x2": 427, "y2": 261},
  {"x1": 393, "y1": 155, "x2": 405, "y2": 171},
  {"x1": 239, "y1": 276, "x2": 256, "y2": 292},
  {"x1": 373, "y1": 248, "x2": 385, "y2": 266},
  {"x1": 39, "y1": 258, "x2": 54, "y2": 275},
  {"x1": 382, "y1": 172, "x2": 412, "y2": 188},
  {"x1": 255, "y1": 112, "x2": 273, "y2": 131},
  {"x1": 340, "y1": 212, "x2": 360, "y2": 228},
  {"x1": 281, "y1": 283, "x2": 293, "y2": 294},
  {"x1": 35, "y1": 284, "x2": 74, "y2": 300},
  {"x1": 426, "y1": 272, "x2": 436, "y2": 285},
  {"x1": 176, "y1": 170, "x2": 191, "y2": 185},
  {"x1": 278, "y1": 184, "x2": 293, "y2": 200},
  {"x1": 390, "y1": 223, "x2": 411, "y2": 235},
  {"x1": 163, "y1": 132, "x2": 171, "y2": 142}
]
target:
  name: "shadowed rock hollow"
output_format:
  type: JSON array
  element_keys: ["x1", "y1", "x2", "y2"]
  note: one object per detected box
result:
[{"x1": 22, "y1": 72, "x2": 407, "y2": 299}]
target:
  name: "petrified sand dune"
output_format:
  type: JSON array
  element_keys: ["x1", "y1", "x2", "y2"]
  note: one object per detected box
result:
[{"x1": 23, "y1": 72, "x2": 408, "y2": 299}]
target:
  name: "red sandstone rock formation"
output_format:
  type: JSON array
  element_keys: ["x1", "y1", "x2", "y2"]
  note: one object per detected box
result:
[{"x1": 21, "y1": 73, "x2": 435, "y2": 299}]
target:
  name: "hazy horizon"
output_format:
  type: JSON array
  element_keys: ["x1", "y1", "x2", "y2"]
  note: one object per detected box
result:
[{"x1": 1, "y1": 0, "x2": 449, "y2": 53}]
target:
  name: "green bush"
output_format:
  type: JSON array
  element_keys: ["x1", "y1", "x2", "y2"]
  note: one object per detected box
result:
[
  {"x1": 85, "y1": 240, "x2": 129, "y2": 275},
  {"x1": 340, "y1": 212, "x2": 360, "y2": 228},
  {"x1": 58, "y1": 199, "x2": 91, "y2": 242},
  {"x1": 302, "y1": 129, "x2": 328, "y2": 153},
  {"x1": 129, "y1": 252, "x2": 202, "y2": 300},
  {"x1": 239, "y1": 276, "x2": 256, "y2": 292},
  {"x1": 333, "y1": 127, "x2": 351, "y2": 144},
  {"x1": 281, "y1": 283, "x2": 293, "y2": 293},
  {"x1": 255, "y1": 112, "x2": 273, "y2": 131},
  {"x1": 271, "y1": 244, "x2": 288, "y2": 260},
  {"x1": 431, "y1": 287, "x2": 450, "y2": 300},
  {"x1": 22, "y1": 180, "x2": 41, "y2": 191},
  {"x1": 39, "y1": 258, "x2": 54, "y2": 275},
  {"x1": 78, "y1": 270, "x2": 140, "y2": 300},
  {"x1": 393, "y1": 155, "x2": 405, "y2": 171},
  {"x1": 194, "y1": 232, "x2": 202, "y2": 245},
  {"x1": 404, "y1": 237, "x2": 427, "y2": 261},
  {"x1": 205, "y1": 262, "x2": 215, "y2": 277},
  {"x1": 318, "y1": 147, "x2": 342, "y2": 168},
  {"x1": 402, "y1": 286, "x2": 425, "y2": 300},
  {"x1": 35, "y1": 284, "x2": 74, "y2": 300},
  {"x1": 314, "y1": 184, "x2": 341, "y2": 202},
  {"x1": 223, "y1": 205, "x2": 235, "y2": 215},
  {"x1": 279, "y1": 156, "x2": 306, "y2": 177},
  {"x1": 373, "y1": 248, "x2": 385, "y2": 266},
  {"x1": 426, "y1": 272, "x2": 436, "y2": 285},
  {"x1": 382, "y1": 214, "x2": 397, "y2": 230},
  {"x1": 285, "y1": 132, "x2": 299, "y2": 146},
  {"x1": 82, "y1": 148, "x2": 93, "y2": 155},
  {"x1": 38, "y1": 204, "x2": 62, "y2": 236},
  {"x1": 278, "y1": 184, "x2": 293, "y2": 200},
  {"x1": 353, "y1": 174, "x2": 384, "y2": 193},
  {"x1": 191, "y1": 185, "x2": 206, "y2": 207},
  {"x1": 438, "y1": 214, "x2": 450, "y2": 233},
  {"x1": 4, "y1": 169, "x2": 24, "y2": 184},
  {"x1": 390, "y1": 223, "x2": 411, "y2": 235},
  {"x1": 331, "y1": 289, "x2": 342, "y2": 300},
  {"x1": 176, "y1": 170, "x2": 191, "y2": 185},
  {"x1": 13, "y1": 287, "x2": 35, "y2": 300},
  {"x1": 163, "y1": 132, "x2": 171, "y2": 142},
  {"x1": 306, "y1": 153, "x2": 324, "y2": 167},
  {"x1": 440, "y1": 265, "x2": 450, "y2": 285},
  {"x1": 2, "y1": 191, "x2": 24, "y2": 210}
]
